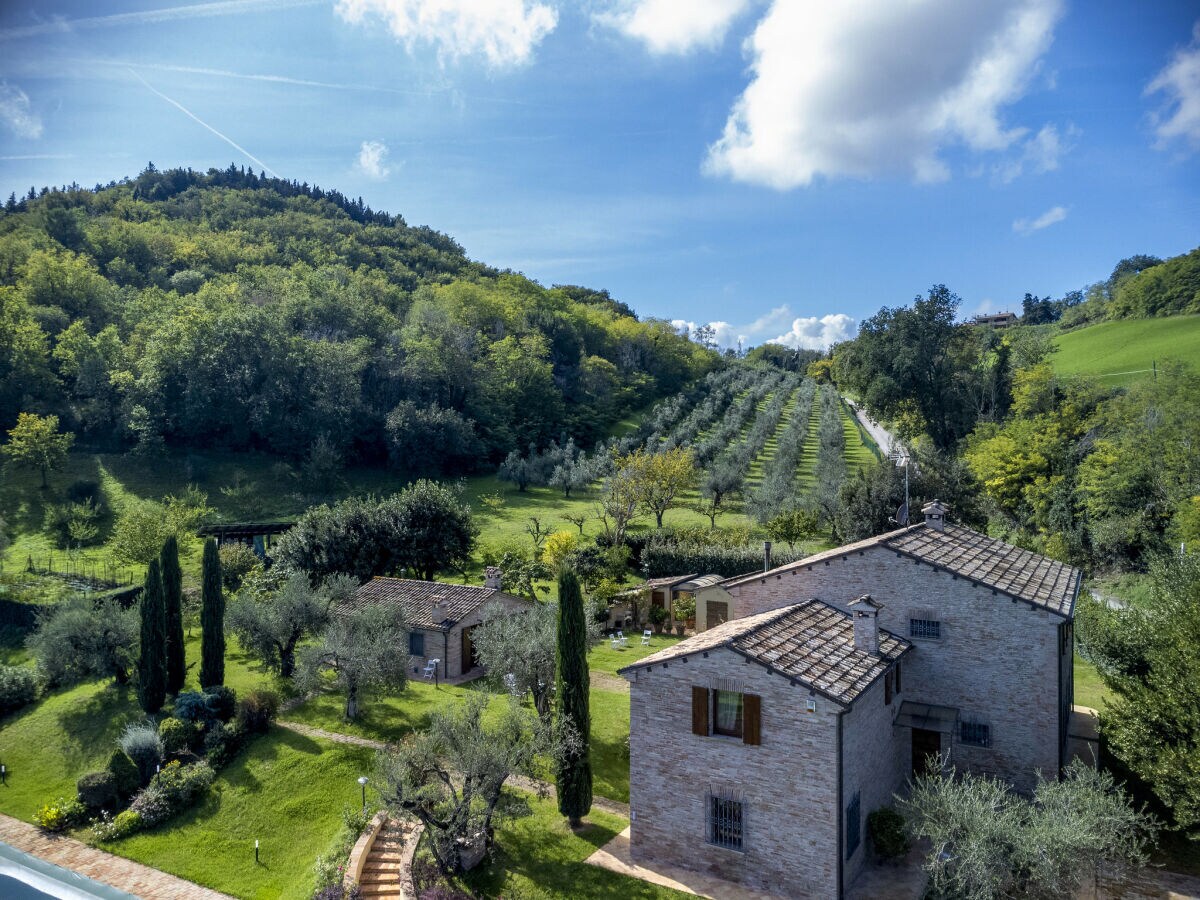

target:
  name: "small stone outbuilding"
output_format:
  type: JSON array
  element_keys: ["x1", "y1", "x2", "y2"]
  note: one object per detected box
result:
[{"x1": 338, "y1": 568, "x2": 533, "y2": 680}]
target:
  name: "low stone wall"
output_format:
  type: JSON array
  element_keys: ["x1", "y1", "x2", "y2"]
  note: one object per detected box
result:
[
  {"x1": 1077, "y1": 863, "x2": 1200, "y2": 899},
  {"x1": 344, "y1": 811, "x2": 388, "y2": 890}
]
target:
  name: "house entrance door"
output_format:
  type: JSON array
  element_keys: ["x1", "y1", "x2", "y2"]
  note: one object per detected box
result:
[
  {"x1": 461, "y1": 626, "x2": 480, "y2": 676},
  {"x1": 912, "y1": 728, "x2": 941, "y2": 777}
]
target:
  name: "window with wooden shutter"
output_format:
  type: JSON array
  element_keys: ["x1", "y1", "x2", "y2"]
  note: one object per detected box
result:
[
  {"x1": 692, "y1": 686, "x2": 710, "y2": 736},
  {"x1": 742, "y1": 693, "x2": 761, "y2": 746}
]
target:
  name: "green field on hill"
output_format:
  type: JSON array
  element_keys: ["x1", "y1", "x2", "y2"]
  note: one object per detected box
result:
[{"x1": 1051, "y1": 315, "x2": 1200, "y2": 383}]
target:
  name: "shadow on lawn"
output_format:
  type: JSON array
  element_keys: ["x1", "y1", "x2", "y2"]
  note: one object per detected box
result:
[{"x1": 55, "y1": 683, "x2": 142, "y2": 770}]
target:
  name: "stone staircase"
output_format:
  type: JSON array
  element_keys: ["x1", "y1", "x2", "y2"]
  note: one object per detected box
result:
[{"x1": 357, "y1": 819, "x2": 409, "y2": 899}]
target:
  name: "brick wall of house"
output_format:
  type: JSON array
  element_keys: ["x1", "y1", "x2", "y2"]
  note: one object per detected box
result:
[
  {"x1": 725, "y1": 547, "x2": 1063, "y2": 791},
  {"x1": 627, "y1": 646, "x2": 842, "y2": 898},
  {"x1": 841, "y1": 671, "x2": 909, "y2": 889},
  {"x1": 407, "y1": 593, "x2": 533, "y2": 680}
]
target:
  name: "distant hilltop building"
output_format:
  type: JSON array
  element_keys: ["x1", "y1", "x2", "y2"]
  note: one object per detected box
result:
[{"x1": 970, "y1": 311, "x2": 1018, "y2": 328}]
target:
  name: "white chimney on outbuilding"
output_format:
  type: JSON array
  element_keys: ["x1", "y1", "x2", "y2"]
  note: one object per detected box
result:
[
  {"x1": 922, "y1": 499, "x2": 948, "y2": 532},
  {"x1": 484, "y1": 566, "x2": 503, "y2": 591},
  {"x1": 849, "y1": 594, "x2": 882, "y2": 655},
  {"x1": 430, "y1": 596, "x2": 449, "y2": 625}
]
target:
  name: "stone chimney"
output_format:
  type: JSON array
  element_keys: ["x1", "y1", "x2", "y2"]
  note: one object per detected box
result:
[
  {"x1": 763, "y1": 541, "x2": 773, "y2": 572},
  {"x1": 484, "y1": 566, "x2": 503, "y2": 591},
  {"x1": 922, "y1": 499, "x2": 948, "y2": 532},
  {"x1": 848, "y1": 594, "x2": 882, "y2": 655},
  {"x1": 430, "y1": 595, "x2": 449, "y2": 625}
]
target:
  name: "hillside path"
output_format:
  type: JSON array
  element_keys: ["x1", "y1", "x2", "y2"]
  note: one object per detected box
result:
[
  {"x1": 845, "y1": 397, "x2": 903, "y2": 458},
  {"x1": 276, "y1": 721, "x2": 631, "y2": 817},
  {"x1": 0, "y1": 813, "x2": 235, "y2": 899}
]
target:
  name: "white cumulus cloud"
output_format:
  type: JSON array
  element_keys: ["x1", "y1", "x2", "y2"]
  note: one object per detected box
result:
[
  {"x1": 771, "y1": 313, "x2": 858, "y2": 350},
  {"x1": 356, "y1": 139, "x2": 391, "y2": 179},
  {"x1": 0, "y1": 82, "x2": 43, "y2": 139},
  {"x1": 335, "y1": 0, "x2": 557, "y2": 68},
  {"x1": 1147, "y1": 19, "x2": 1200, "y2": 152},
  {"x1": 598, "y1": 0, "x2": 753, "y2": 55},
  {"x1": 704, "y1": 0, "x2": 1065, "y2": 189},
  {"x1": 1012, "y1": 204, "x2": 1067, "y2": 235}
]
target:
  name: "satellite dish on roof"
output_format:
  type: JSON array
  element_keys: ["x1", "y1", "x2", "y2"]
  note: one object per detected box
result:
[{"x1": 896, "y1": 502, "x2": 909, "y2": 526}]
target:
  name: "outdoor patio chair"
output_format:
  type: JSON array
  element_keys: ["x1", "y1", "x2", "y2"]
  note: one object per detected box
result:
[
  {"x1": 642, "y1": 629, "x2": 652, "y2": 645},
  {"x1": 617, "y1": 631, "x2": 629, "y2": 647},
  {"x1": 422, "y1": 659, "x2": 440, "y2": 680}
]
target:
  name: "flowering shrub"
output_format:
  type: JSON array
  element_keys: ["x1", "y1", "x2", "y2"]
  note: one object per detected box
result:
[
  {"x1": 92, "y1": 809, "x2": 143, "y2": 842},
  {"x1": 119, "y1": 721, "x2": 163, "y2": 784},
  {"x1": 158, "y1": 716, "x2": 198, "y2": 756},
  {"x1": 130, "y1": 761, "x2": 215, "y2": 827},
  {"x1": 0, "y1": 664, "x2": 38, "y2": 715},
  {"x1": 33, "y1": 797, "x2": 86, "y2": 832}
]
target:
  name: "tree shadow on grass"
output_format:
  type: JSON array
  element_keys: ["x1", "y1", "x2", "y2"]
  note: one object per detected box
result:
[{"x1": 54, "y1": 683, "x2": 142, "y2": 771}]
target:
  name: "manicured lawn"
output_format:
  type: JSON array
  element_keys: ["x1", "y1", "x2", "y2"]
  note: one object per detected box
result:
[
  {"x1": 106, "y1": 729, "x2": 372, "y2": 900},
  {"x1": 457, "y1": 791, "x2": 689, "y2": 900},
  {"x1": 1052, "y1": 314, "x2": 1200, "y2": 383},
  {"x1": 1074, "y1": 654, "x2": 1112, "y2": 710},
  {"x1": 589, "y1": 633, "x2": 682, "y2": 676},
  {"x1": 0, "y1": 679, "x2": 144, "y2": 822},
  {"x1": 589, "y1": 689, "x2": 632, "y2": 802}
]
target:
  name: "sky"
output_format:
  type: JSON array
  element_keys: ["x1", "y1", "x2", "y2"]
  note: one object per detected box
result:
[{"x1": 1, "y1": 0, "x2": 1198, "y2": 349}]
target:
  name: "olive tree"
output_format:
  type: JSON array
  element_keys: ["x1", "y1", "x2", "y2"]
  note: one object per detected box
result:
[
  {"x1": 297, "y1": 603, "x2": 408, "y2": 720},
  {"x1": 472, "y1": 600, "x2": 557, "y2": 719},
  {"x1": 28, "y1": 597, "x2": 138, "y2": 687},
  {"x1": 901, "y1": 760, "x2": 1156, "y2": 900},
  {"x1": 227, "y1": 572, "x2": 352, "y2": 678},
  {"x1": 374, "y1": 693, "x2": 571, "y2": 874}
]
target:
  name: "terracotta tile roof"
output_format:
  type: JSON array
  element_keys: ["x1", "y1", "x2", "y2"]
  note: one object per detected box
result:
[
  {"x1": 337, "y1": 577, "x2": 526, "y2": 631},
  {"x1": 724, "y1": 522, "x2": 1081, "y2": 617},
  {"x1": 881, "y1": 524, "x2": 1080, "y2": 616},
  {"x1": 620, "y1": 600, "x2": 910, "y2": 706}
]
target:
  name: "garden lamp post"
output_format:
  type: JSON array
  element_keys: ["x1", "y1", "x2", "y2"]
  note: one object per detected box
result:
[
  {"x1": 255, "y1": 839, "x2": 260, "y2": 864},
  {"x1": 358, "y1": 776, "x2": 369, "y2": 812}
]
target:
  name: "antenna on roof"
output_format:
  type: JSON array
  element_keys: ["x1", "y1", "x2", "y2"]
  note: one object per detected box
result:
[{"x1": 887, "y1": 444, "x2": 910, "y2": 526}]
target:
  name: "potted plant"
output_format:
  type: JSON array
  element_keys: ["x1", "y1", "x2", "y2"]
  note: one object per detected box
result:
[
  {"x1": 672, "y1": 596, "x2": 695, "y2": 636},
  {"x1": 648, "y1": 604, "x2": 668, "y2": 635}
]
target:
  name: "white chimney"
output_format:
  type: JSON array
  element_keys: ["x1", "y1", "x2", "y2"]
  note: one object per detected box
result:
[
  {"x1": 922, "y1": 499, "x2": 948, "y2": 532},
  {"x1": 430, "y1": 596, "x2": 449, "y2": 625},
  {"x1": 484, "y1": 566, "x2": 503, "y2": 591},
  {"x1": 848, "y1": 595, "x2": 882, "y2": 655}
]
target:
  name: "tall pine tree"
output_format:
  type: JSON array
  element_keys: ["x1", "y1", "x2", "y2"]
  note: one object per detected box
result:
[
  {"x1": 138, "y1": 558, "x2": 167, "y2": 714},
  {"x1": 555, "y1": 568, "x2": 592, "y2": 828},
  {"x1": 161, "y1": 536, "x2": 185, "y2": 695},
  {"x1": 200, "y1": 539, "x2": 225, "y2": 689}
]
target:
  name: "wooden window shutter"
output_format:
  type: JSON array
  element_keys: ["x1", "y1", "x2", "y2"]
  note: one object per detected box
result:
[
  {"x1": 742, "y1": 693, "x2": 761, "y2": 746},
  {"x1": 692, "y1": 686, "x2": 710, "y2": 736}
]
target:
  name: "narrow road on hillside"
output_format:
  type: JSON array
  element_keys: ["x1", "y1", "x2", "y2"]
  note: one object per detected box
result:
[{"x1": 844, "y1": 398, "x2": 904, "y2": 458}]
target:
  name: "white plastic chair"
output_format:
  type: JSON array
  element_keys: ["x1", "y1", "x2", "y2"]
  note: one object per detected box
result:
[
  {"x1": 642, "y1": 629, "x2": 652, "y2": 646},
  {"x1": 422, "y1": 658, "x2": 440, "y2": 680},
  {"x1": 617, "y1": 631, "x2": 629, "y2": 647}
]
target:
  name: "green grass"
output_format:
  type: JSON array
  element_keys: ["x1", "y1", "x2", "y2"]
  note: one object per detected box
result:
[
  {"x1": 588, "y1": 633, "x2": 682, "y2": 677},
  {"x1": 1073, "y1": 654, "x2": 1112, "y2": 710},
  {"x1": 1051, "y1": 314, "x2": 1200, "y2": 384},
  {"x1": 106, "y1": 729, "x2": 372, "y2": 900},
  {"x1": 456, "y1": 791, "x2": 689, "y2": 900}
]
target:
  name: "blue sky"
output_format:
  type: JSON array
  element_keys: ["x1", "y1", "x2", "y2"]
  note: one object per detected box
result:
[{"x1": 1, "y1": 0, "x2": 1198, "y2": 348}]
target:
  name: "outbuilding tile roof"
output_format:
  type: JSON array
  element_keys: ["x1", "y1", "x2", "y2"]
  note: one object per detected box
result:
[
  {"x1": 338, "y1": 577, "x2": 511, "y2": 631},
  {"x1": 723, "y1": 522, "x2": 1081, "y2": 617},
  {"x1": 620, "y1": 600, "x2": 910, "y2": 706}
]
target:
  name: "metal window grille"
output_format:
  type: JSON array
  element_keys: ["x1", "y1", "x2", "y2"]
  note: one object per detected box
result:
[
  {"x1": 707, "y1": 794, "x2": 744, "y2": 851},
  {"x1": 409, "y1": 632, "x2": 425, "y2": 656},
  {"x1": 960, "y1": 721, "x2": 991, "y2": 747},
  {"x1": 909, "y1": 618, "x2": 942, "y2": 640},
  {"x1": 846, "y1": 792, "x2": 861, "y2": 859}
]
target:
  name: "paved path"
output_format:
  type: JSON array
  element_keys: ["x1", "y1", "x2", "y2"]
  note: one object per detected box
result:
[
  {"x1": 0, "y1": 813, "x2": 234, "y2": 900},
  {"x1": 277, "y1": 721, "x2": 631, "y2": 817},
  {"x1": 845, "y1": 397, "x2": 903, "y2": 458}
]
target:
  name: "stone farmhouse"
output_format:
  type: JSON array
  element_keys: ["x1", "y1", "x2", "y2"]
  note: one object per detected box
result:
[
  {"x1": 339, "y1": 567, "x2": 532, "y2": 680},
  {"x1": 620, "y1": 500, "x2": 1081, "y2": 899}
]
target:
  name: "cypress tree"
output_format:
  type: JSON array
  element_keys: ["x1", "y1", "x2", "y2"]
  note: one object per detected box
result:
[
  {"x1": 555, "y1": 568, "x2": 592, "y2": 828},
  {"x1": 161, "y1": 535, "x2": 185, "y2": 695},
  {"x1": 200, "y1": 538, "x2": 225, "y2": 689},
  {"x1": 138, "y1": 558, "x2": 167, "y2": 714}
]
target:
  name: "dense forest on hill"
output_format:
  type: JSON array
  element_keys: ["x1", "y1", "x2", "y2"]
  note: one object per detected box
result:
[{"x1": 0, "y1": 165, "x2": 718, "y2": 472}]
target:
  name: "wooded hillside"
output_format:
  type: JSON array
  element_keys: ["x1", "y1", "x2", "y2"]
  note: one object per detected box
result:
[{"x1": 0, "y1": 165, "x2": 718, "y2": 474}]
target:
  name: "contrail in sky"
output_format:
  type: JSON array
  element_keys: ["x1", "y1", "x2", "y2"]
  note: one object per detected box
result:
[
  {"x1": 128, "y1": 69, "x2": 280, "y2": 178},
  {"x1": 0, "y1": 0, "x2": 320, "y2": 41}
]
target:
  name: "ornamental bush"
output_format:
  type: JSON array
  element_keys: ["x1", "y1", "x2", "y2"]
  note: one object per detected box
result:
[
  {"x1": 92, "y1": 809, "x2": 143, "y2": 842},
  {"x1": 0, "y1": 664, "x2": 37, "y2": 715},
  {"x1": 867, "y1": 807, "x2": 910, "y2": 861},
  {"x1": 130, "y1": 761, "x2": 215, "y2": 827},
  {"x1": 158, "y1": 716, "x2": 197, "y2": 756},
  {"x1": 206, "y1": 686, "x2": 237, "y2": 722},
  {"x1": 119, "y1": 721, "x2": 163, "y2": 785},
  {"x1": 172, "y1": 691, "x2": 209, "y2": 722},
  {"x1": 106, "y1": 750, "x2": 141, "y2": 800},
  {"x1": 33, "y1": 797, "x2": 86, "y2": 832},
  {"x1": 236, "y1": 688, "x2": 279, "y2": 734},
  {"x1": 204, "y1": 720, "x2": 248, "y2": 769},
  {"x1": 76, "y1": 771, "x2": 119, "y2": 812}
]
